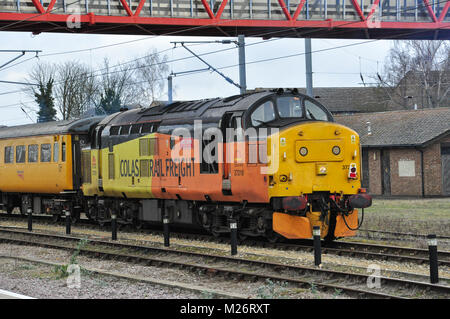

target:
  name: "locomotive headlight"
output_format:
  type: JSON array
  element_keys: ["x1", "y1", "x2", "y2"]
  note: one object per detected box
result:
[
  {"x1": 299, "y1": 147, "x2": 308, "y2": 156},
  {"x1": 332, "y1": 146, "x2": 341, "y2": 155}
]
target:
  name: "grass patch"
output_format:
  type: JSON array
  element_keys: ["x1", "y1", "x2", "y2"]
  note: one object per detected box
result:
[
  {"x1": 362, "y1": 198, "x2": 450, "y2": 236},
  {"x1": 53, "y1": 238, "x2": 89, "y2": 279}
]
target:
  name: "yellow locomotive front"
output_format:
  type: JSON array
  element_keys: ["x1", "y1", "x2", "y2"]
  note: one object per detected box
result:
[{"x1": 251, "y1": 91, "x2": 372, "y2": 241}]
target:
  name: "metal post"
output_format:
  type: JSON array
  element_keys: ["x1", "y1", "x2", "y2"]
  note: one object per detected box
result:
[
  {"x1": 304, "y1": 38, "x2": 313, "y2": 97},
  {"x1": 230, "y1": 219, "x2": 238, "y2": 255},
  {"x1": 111, "y1": 213, "x2": 117, "y2": 240},
  {"x1": 163, "y1": 216, "x2": 170, "y2": 247},
  {"x1": 65, "y1": 210, "x2": 71, "y2": 235},
  {"x1": 168, "y1": 75, "x2": 173, "y2": 104},
  {"x1": 238, "y1": 35, "x2": 247, "y2": 94},
  {"x1": 27, "y1": 208, "x2": 32, "y2": 232},
  {"x1": 427, "y1": 234, "x2": 439, "y2": 284},
  {"x1": 313, "y1": 226, "x2": 321, "y2": 266}
]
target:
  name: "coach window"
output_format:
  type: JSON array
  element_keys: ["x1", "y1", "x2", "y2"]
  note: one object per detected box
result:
[
  {"x1": 4, "y1": 146, "x2": 13, "y2": 163},
  {"x1": 28, "y1": 145, "x2": 38, "y2": 163},
  {"x1": 16, "y1": 145, "x2": 26, "y2": 163},
  {"x1": 53, "y1": 142, "x2": 59, "y2": 162},
  {"x1": 41, "y1": 144, "x2": 51, "y2": 162},
  {"x1": 62, "y1": 142, "x2": 66, "y2": 162}
]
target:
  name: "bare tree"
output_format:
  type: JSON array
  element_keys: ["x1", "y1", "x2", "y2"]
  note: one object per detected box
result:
[
  {"x1": 376, "y1": 40, "x2": 449, "y2": 109},
  {"x1": 96, "y1": 58, "x2": 135, "y2": 114},
  {"x1": 133, "y1": 49, "x2": 169, "y2": 106},
  {"x1": 55, "y1": 61, "x2": 99, "y2": 119}
]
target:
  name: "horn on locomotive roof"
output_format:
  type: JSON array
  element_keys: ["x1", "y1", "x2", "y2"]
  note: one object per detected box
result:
[{"x1": 276, "y1": 88, "x2": 284, "y2": 95}]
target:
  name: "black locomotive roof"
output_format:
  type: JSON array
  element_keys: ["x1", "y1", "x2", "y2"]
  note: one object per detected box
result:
[
  {"x1": 100, "y1": 90, "x2": 279, "y2": 127},
  {"x1": 0, "y1": 116, "x2": 105, "y2": 140}
]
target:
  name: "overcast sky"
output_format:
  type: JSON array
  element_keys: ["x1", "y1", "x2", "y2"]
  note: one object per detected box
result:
[{"x1": 0, "y1": 31, "x2": 394, "y2": 126}]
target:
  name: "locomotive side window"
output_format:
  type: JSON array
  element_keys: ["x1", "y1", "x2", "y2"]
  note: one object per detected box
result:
[
  {"x1": 304, "y1": 99, "x2": 329, "y2": 121},
  {"x1": 277, "y1": 96, "x2": 303, "y2": 118},
  {"x1": 28, "y1": 145, "x2": 38, "y2": 163},
  {"x1": 53, "y1": 142, "x2": 59, "y2": 162},
  {"x1": 16, "y1": 145, "x2": 26, "y2": 163},
  {"x1": 120, "y1": 125, "x2": 131, "y2": 135},
  {"x1": 141, "y1": 123, "x2": 152, "y2": 134},
  {"x1": 130, "y1": 124, "x2": 142, "y2": 135},
  {"x1": 251, "y1": 101, "x2": 275, "y2": 127},
  {"x1": 109, "y1": 126, "x2": 120, "y2": 136},
  {"x1": 62, "y1": 142, "x2": 66, "y2": 162},
  {"x1": 40, "y1": 144, "x2": 52, "y2": 162},
  {"x1": 4, "y1": 146, "x2": 13, "y2": 163}
]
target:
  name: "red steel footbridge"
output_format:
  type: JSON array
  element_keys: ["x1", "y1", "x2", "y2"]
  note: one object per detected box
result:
[{"x1": 0, "y1": 0, "x2": 448, "y2": 39}]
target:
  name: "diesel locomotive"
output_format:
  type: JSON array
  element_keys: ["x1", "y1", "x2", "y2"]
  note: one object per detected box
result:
[{"x1": 0, "y1": 89, "x2": 372, "y2": 241}]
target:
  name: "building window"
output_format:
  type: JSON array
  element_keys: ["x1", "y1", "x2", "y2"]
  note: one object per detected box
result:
[{"x1": 398, "y1": 160, "x2": 415, "y2": 177}]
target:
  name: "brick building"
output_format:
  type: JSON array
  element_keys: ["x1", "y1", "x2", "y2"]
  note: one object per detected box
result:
[{"x1": 336, "y1": 108, "x2": 450, "y2": 197}]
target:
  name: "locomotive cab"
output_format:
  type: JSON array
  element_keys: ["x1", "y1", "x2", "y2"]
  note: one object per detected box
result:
[{"x1": 242, "y1": 90, "x2": 372, "y2": 240}]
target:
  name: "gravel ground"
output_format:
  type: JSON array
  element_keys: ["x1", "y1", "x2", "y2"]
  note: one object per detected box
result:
[
  {"x1": 0, "y1": 219, "x2": 449, "y2": 282},
  {"x1": 0, "y1": 257, "x2": 201, "y2": 299},
  {"x1": 0, "y1": 244, "x2": 344, "y2": 299}
]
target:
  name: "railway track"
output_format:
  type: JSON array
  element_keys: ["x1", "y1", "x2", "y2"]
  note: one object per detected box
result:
[
  {"x1": 0, "y1": 227, "x2": 448, "y2": 299},
  {"x1": 1, "y1": 213, "x2": 449, "y2": 268}
]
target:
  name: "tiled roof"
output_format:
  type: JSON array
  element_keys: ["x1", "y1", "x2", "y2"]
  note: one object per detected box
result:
[
  {"x1": 335, "y1": 107, "x2": 450, "y2": 147},
  {"x1": 297, "y1": 87, "x2": 391, "y2": 113}
]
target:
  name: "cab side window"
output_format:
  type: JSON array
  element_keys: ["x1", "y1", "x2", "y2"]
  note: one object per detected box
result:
[
  {"x1": 250, "y1": 101, "x2": 275, "y2": 127},
  {"x1": 304, "y1": 99, "x2": 330, "y2": 121},
  {"x1": 61, "y1": 142, "x2": 66, "y2": 162},
  {"x1": 53, "y1": 142, "x2": 59, "y2": 162}
]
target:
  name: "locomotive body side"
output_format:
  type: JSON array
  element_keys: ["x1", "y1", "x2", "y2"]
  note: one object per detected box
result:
[{"x1": 81, "y1": 90, "x2": 371, "y2": 240}]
